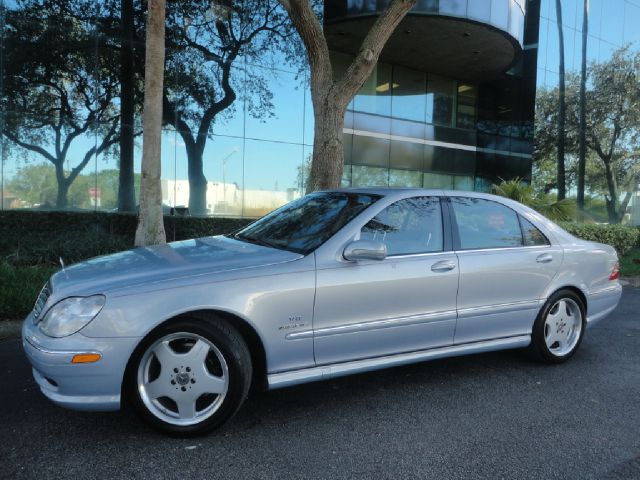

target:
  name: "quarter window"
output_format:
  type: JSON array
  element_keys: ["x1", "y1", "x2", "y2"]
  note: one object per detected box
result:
[
  {"x1": 451, "y1": 197, "x2": 522, "y2": 249},
  {"x1": 520, "y1": 216, "x2": 550, "y2": 246},
  {"x1": 361, "y1": 197, "x2": 443, "y2": 255}
]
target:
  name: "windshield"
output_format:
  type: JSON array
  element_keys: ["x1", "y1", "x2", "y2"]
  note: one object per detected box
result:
[{"x1": 232, "y1": 192, "x2": 381, "y2": 255}]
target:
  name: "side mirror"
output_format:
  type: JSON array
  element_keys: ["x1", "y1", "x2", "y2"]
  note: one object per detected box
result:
[{"x1": 343, "y1": 240, "x2": 387, "y2": 261}]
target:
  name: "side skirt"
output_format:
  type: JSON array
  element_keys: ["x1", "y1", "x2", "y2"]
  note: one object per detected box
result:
[{"x1": 267, "y1": 335, "x2": 531, "y2": 390}]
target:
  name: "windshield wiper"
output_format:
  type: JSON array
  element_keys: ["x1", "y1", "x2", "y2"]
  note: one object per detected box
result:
[{"x1": 234, "y1": 233, "x2": 276, "y2": 249}]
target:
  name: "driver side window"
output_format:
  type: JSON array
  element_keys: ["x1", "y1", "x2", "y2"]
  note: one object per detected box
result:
[{"x1": 360, "y1": 197, "x2": 443, "y2": 255}]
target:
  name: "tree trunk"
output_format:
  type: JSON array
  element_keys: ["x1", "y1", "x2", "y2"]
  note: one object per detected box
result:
[
  {"x1": 308, "y1": 101, "x2": 347, "y2": 191},
  {"x1": 577, "y1": 0, "x2": 589, "y2": 213},
  {"x1": 603, "y1": 158, "x2": 618, "y2": 223},
  {"x1": 555, "y1": 0, "x2": 566, "y2": 200},
  {"x1": 54, "y1": 163, "x2": 69, "y2": 209},
  {"x1": 118, "y1": 0, "x2": 136, "y2": 212},
  {"x1": 135, "y1": 0, "x2": 166, "y2": 246},
  {"x1": 279, "y1": 0, "x2": 416, "y2": 193},
  {"x1": 187, "y1": 145, "x2": 207, "y2": 215}
]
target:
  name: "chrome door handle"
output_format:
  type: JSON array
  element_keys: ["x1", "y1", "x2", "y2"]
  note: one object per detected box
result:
[
  {"x1": 431, "y1": 260, "x2": 456, "y2": 272},
  {"x1": 536, "y1": 253, "x2": 553, "y2": 263}
]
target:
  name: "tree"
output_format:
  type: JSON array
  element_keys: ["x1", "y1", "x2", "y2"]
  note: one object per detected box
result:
[
  {"x1": 2, "y1": 1, "x2": 121, "y2": 209},
  {"x1": 135, "y1": 0, "x2": 166, "y2": 246},
  {"x1": 118, "y1": 0, "x2": 138, "y2": 212},
  {"x1": 161, "y1": 0, "x2": 296, "y2": 215},
  {"x1": 279, "y1": 0, "x2": 416, "y2": 192},
  {"x1": 491, "y1": 178, "x2": 575, "y2": 222},
  {"x1": 555, "y1": 0, "x2": 566, "y2": 200},
  {"x1": 577, "y1": 0, "x2": 589, "y2": 212},
  {"x1": 583, "y1": 48, "x2": 640, "y2": 223},
  {"x1": 535, "y1": 48, "x2": 640, "y2": 223}
]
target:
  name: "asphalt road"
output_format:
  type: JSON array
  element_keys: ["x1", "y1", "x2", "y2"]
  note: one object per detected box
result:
[{"x1": 2, "y1": 288, "x2": 639, "y2": 480}]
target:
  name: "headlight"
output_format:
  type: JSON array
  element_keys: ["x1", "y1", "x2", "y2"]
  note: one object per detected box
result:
[{"x1": 39, "y1": 295, "x2": 106, "y2": 338}]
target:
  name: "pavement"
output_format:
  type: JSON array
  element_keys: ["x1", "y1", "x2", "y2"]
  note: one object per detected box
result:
[{"x1": 1, "y1": 287, "x2": 639, "y2": 480}]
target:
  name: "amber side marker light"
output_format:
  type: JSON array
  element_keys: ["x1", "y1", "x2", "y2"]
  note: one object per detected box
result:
[{"x1": 71, "y1": 353, "x2": 102, "y2": 364}]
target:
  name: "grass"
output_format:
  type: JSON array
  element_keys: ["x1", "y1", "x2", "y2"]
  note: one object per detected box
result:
[
  {"x1": 620, "y1": 247, "x2": 640, "y2": 277},
  {"x1": 0, "y1": 263, "x2": 57, "y2": 320}
]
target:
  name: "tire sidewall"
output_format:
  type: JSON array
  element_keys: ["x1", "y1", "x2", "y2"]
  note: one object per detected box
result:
[{"x1": 125, "y1": 318, "x2": 251, "y2": 437}]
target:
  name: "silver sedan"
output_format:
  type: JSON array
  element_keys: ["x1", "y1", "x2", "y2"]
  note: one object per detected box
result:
[{"x1": 22, "y1": 189, "x2": 622, "y2": 435}]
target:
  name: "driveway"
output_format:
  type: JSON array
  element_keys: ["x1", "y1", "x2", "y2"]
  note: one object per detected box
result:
[{"x1": 2, "y1": 287, "x2": 639, "y2": 480}]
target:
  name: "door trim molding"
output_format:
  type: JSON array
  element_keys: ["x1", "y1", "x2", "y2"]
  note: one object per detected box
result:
[{"x1": 285, "y1": 309, "x2": 457, "y2": 340}]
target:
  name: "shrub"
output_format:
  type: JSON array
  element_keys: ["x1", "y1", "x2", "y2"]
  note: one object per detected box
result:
[
  {"x1": 558, "y1": 222, "x2": 640, "y2": 256},
  {"x1": 0, "y1": 263, "x2": 56, "y2": 319},
  {"x1": 0, "y1": 211, "x2": 252, "y2": 267}
]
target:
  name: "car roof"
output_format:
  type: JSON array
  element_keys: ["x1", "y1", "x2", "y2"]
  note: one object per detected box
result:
[{"x1": 324, "y1": 187, "x2": 506, "y2": 202}]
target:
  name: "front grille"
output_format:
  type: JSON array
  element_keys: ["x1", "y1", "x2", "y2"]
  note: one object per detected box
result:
[{"x1": 32, "y1": 282, "x2": 51, "y2": 322}]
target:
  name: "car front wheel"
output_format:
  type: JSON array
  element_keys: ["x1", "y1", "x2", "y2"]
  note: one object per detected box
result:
[
  {"x1": 530, "y1": 290, "x2": 586, "y2": 363},
  {"x1": 126, "y1": 317, "x2": 252, "y2": 436}
]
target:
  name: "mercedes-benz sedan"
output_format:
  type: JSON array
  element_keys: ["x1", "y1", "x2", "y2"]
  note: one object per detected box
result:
[{"x1": 22, "y1": 189, "x2": 622, "y2": 435}]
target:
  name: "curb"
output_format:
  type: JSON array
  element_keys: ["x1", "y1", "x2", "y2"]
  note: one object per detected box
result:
[{"x1": 620, "y1": 277, "x2": 640, "y2": 287}]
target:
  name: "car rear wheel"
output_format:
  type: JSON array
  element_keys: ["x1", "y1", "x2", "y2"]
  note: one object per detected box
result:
[
  {"x1": 126, "y1": 317, "x2": 252, "y2": 436},
  {"x1": 530, "y1": 290, "x2": 585, "y2": 363}
]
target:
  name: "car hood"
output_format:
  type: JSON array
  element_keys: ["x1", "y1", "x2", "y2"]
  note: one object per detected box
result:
[{"x1": 49, "y1": 235, "x2": 303, "y2": 298}]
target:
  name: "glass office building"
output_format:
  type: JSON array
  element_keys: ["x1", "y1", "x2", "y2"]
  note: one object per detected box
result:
[{"x1": 0, "y1": 0, "x2": 635, "y2": 217}]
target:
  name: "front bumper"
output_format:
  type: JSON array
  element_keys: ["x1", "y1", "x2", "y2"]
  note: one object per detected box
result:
[{"x1": 22, "y1": 314, "x2": 141, "y2": 412}]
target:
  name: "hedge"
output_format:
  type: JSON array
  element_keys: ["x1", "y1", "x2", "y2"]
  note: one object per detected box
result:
[
  {"x1": 0, "y1": 210, "x2": 251, "y2": 267},
  {"x1": 558, "y1": 222, "x2": 640, "y2": 256},
  {"x1": 1, "y1": 211, "x2": 639, "y2": 268}
]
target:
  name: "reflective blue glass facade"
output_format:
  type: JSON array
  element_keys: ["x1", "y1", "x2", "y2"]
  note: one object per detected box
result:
[{"x1": 0, "y1": 0, "x2": 633, "y2": 217}]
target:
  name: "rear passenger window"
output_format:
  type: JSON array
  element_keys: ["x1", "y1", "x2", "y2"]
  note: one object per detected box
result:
[
  {"x1": 361, "y1": 197, "x2": 443, "y2": 255},
  {"x1": 520, "y1": 216, "x2": 550, "y2": 246},
  {"x1": 451, "y1": 197, "x2": 522, "y2": 249}
]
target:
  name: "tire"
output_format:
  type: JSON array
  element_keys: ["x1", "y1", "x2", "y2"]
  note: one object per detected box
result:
[
  {"x1": 125, "y1": 317, "x2": 252, "y2": 437},
  {"x1": 529, "y1": 289, "x2": 586, "y2": 364}
]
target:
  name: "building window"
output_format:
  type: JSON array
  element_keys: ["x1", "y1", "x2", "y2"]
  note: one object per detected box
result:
[
  {"x1": 423, "y1": 172, "x2": 454, "y2": 189},
  {"x1": 427, "y1": 74, "x2": 456, "y2": 127},
  {"x1": 354, "y1": 62, "x2": 392, "y2": 117},
  {"x1": 456, "y1": 83, "x2": 477, "y2": 129},
  {"x1": 391, "y1": 65, "x2": 427, "y2": 122},
  {"x1": 352, "y1": 165, "x2": 389, "y2": 187}
]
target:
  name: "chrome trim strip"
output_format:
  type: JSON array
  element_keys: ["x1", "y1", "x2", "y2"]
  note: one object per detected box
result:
[
  {"x1": 285, "y1": 310, "x2": 457, "y2": 340},
  {"x1": 454, "y1": 245, "x2": 552, "y2": 254},
  {"x1": 386, "y1": 252, "x2": 455, "y2": 259},
  {"x1": 269, "y1": 335, "x2": 531, "y2": 389},
  {"x1": 457, "y1": 300, "x2": 541, "y2": 318},
  {"x1": 25, "y1": 335, "x2": 100, "y2": 357}
]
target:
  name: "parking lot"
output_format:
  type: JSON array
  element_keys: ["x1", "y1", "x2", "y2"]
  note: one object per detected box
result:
[{"x1": 1, "y1": 287, "x2": 639, "y2": 480}]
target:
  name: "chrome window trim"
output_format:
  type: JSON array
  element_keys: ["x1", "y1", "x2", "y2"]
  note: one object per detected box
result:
[
  {"x1": 453, "y1": 244, "x2": 553, "y2": 254},
  {"x1": 385, "y1": 250, "x2": 456, "y2": 259}
]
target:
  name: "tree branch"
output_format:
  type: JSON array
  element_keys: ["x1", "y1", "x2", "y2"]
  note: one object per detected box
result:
[
  {"x1": 3, "y1": 129, "x2": 58, "y2": 165},
  {"x1": 334, "y1": 0, "x2": 416, "y2": 105}
]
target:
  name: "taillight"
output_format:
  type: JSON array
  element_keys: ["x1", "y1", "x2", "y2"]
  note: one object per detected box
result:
[{"x1": 609, "y1": 262, "x2": 620, "y2": 281}]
